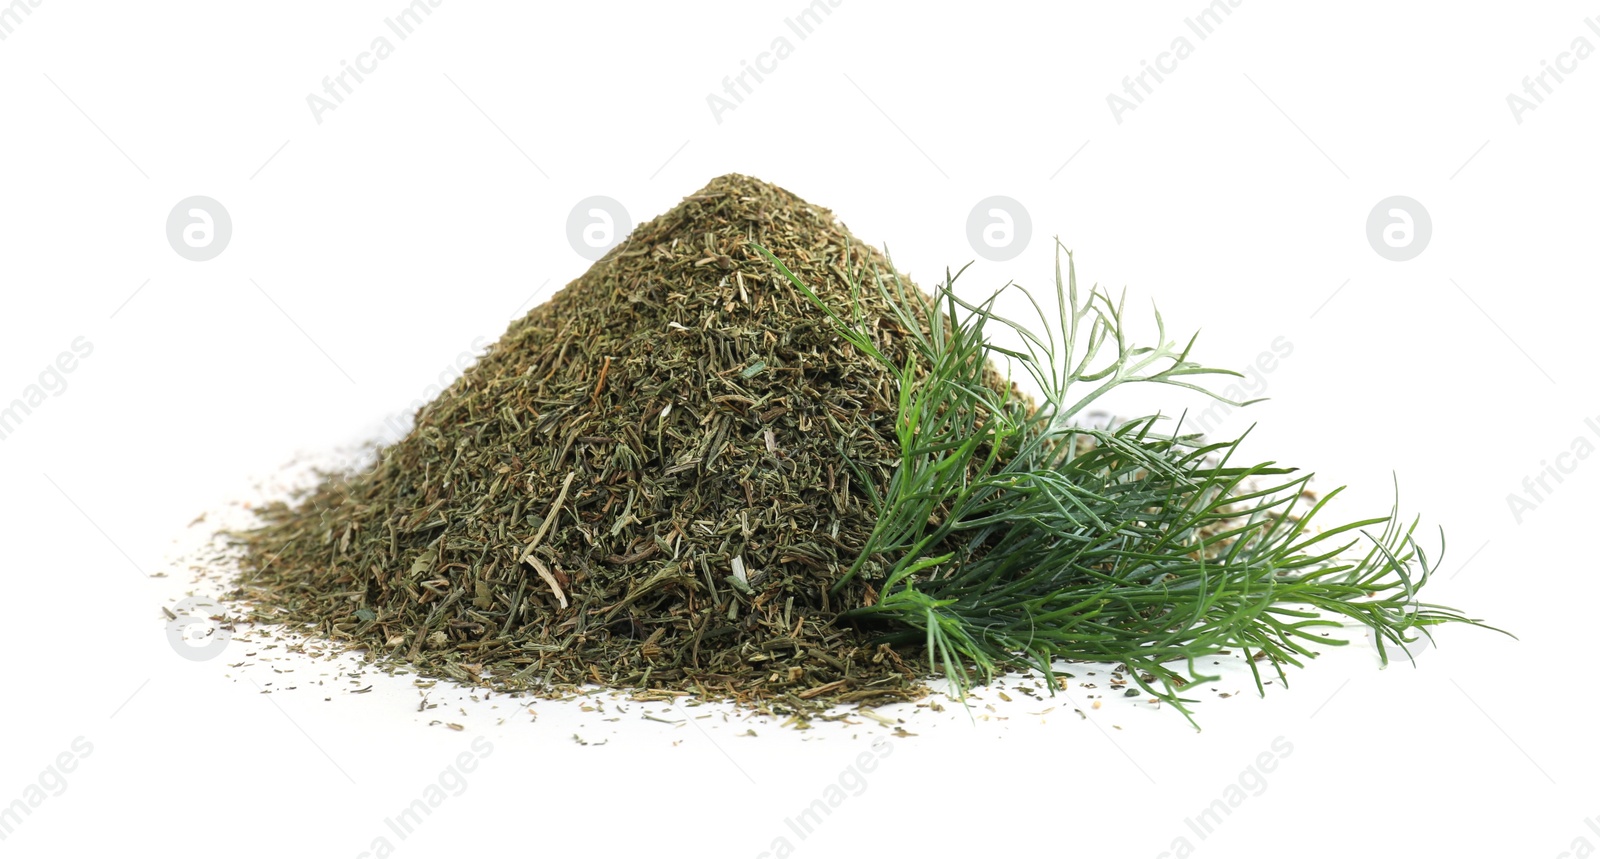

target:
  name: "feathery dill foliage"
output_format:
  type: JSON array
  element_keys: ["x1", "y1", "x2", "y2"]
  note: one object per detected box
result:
[{"x1": 757, "y1": 240, "x2": 1501, "y2": 722}]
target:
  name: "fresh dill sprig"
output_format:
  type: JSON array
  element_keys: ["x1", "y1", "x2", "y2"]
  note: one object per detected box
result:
[{"x1": 755, "y1": 239, "x2": 1506, "y2": 725}]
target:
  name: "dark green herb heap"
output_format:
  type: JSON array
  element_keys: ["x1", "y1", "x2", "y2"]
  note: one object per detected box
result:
[
  {"x1": 236, "y1": 173, "x2": 1503, "y2": 723},
  {"x1": 234, "y1": 174, "x2": 965, "y2": 711}
]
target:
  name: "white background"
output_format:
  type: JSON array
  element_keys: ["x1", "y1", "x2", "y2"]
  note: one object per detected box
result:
[{"x1": 1, "y1": 1, "x2": 1594, "y2": 856}]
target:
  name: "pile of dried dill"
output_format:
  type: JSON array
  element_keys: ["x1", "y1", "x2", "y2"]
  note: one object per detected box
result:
[{"x1": 231, "y1": 174, "x2": 977, "y2": 712}]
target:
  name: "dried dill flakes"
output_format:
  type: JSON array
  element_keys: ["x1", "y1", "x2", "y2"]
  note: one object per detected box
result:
[
  {"x1": 229, "y1": 172, "x2": 1505, "y2": 724},
  {"x1": 230, "y1": 174, "x2": 965, "y2": 714}
]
